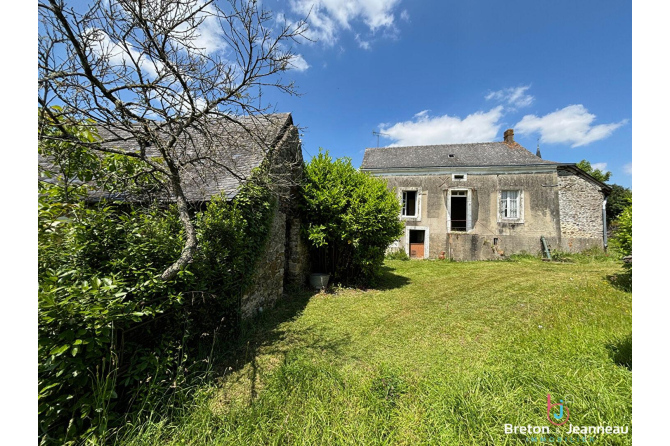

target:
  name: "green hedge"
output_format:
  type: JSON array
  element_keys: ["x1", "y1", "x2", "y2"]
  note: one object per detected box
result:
[
  {"x1": 38, "y1": 180, "x2": 274, "y2": 444},
  {"x1": 300, "y1": 150, "x2": 404, "y2": 285}
]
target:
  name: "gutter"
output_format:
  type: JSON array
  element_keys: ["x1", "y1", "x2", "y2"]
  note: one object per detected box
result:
[{"x1": 603, "y1": 197, "x2": 608, "y2": 250}]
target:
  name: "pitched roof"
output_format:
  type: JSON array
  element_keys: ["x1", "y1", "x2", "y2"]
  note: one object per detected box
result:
[
  {"x1": 42, "y1": 113, "x2": 295, "y2": 202},
  {"x1": 360, "y1": 141, "x2": 558, "y2": 170}
]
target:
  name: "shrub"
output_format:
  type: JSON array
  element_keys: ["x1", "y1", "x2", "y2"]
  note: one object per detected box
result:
[
  {"x1": 611, "y1": 201, "x2": 632, "y2": 258},
  {"x1": 39, "y1": 185, "x2": 275, "y2": 443},
  {"x1": 38, "y1": 120, "x2": 276, "y2": 443},
  {"x1": 301, "y1": 150, "x2": 404, "y2": 285},
  {"x1": 385, "y1": 249, "x2": 410, "y2": 261}
]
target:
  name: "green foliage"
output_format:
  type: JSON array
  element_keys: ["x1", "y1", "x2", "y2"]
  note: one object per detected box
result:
[
  {"x1": 611, "y1": 200, "x2": 632, "y2": 259},
  {"x1": 38, "y1": 199, "x2": 187, "y2": 442},
  {"x1": 39, "y1": 110, "x2": 166, "y2": 203},
  {"x1": 301, "y1": 149, "x2": 404, "y2": 285},
  {"x1": 576, "y1": 159, "x2": 612, "y2": 183},
  {"x1": 38, "y1": 119, "x2": 275, "y2": 444},
  {"x1": 385, "y1": 249, "x2": 410, "y2": 261},
  {"x1": 607, "y1": 184, "x2": 633, "y2": 224}
]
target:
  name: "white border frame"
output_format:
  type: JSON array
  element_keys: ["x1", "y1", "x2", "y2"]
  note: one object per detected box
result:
[
  {"x1": 405, "y1": 225, "x2": 430, "y2": 259},
  {"x1": 452, "y1": 173, "x2": 468, "y2": 181},
  {"x1": 398, "y1": 187, "x2": 422, "y2": 222},
  {"x1": 447, "y1": 188, "x2": 472, "y2": 233},
  {"x1": 496, "y1": 189, "x2": 525, "y2": 224}
]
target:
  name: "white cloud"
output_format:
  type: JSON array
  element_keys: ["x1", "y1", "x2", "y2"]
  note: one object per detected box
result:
[
  {"x1": 288, "y1": 54, "x2": 310, "y2": 71},
  {"x1": 400, "y1": 9, "x2": 410, "y2": 21},
  {"x1": 380, "y1": 107, "x2": 504, "y2": 146},
  {"x1": 85, "y1": 28, "x2": 162, "y2": 79},
  {"x1": 591, "y1": 163, "x2": 608, "y2": 172},
  {"x1": 165, "y1": 0, "x2": 227, "y2": 54},
  {"x1": 515, "y1": 105, "x2": 627, "y2": 147},
  {"x1": 290, "y1": 0, "x2": 402, "y2": 47},
  {"x1": 355, "y1": 34, "x2": 371, "y2": 50},
  {"x1": 623, "y1": 162, "x2": 632, "y2": 175},
  {"x1": 486, "y1": 85, "x2": 534, "y2": 108}
]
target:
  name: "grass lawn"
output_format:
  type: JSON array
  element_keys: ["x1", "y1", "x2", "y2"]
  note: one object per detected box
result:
[{"x1": 120, "y1": 255, "x2": 632, "y2": 445}]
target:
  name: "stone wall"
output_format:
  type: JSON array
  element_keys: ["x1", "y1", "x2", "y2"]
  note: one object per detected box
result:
[
  {"x1": 557, "y1": 170, "x2": 606, "y2": 251},
  {"x1": 382, "y1": 171, "x2": 563, "y2": 260},
  {"x1": 240, "y1": 208, "x2": 287, "y2": 319},
  {"x1": 239, "y1": 122, "x2": 309, "y2": 319},
  {"x1": 286, "y1": 215, "x2": 308, "y2": 285}
]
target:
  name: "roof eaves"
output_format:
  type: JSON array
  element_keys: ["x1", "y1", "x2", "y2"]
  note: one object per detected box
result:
[{"x1": 557, "y1": 164, "x2": 613, "y2": 194}]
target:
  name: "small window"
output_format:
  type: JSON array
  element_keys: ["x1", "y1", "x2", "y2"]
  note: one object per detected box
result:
[
  {"x1": 500, "y1": 190, "x2": 520, "y2": 219},
  {"x1": 448, "y1": 154, "x2": 455, "y2": 158},
  {"x1": 452, "y1": 174, "x2": 467, "y2": 181},
  {"x1": 402, "y1": 190, "x2": 417, "y2": 217}
]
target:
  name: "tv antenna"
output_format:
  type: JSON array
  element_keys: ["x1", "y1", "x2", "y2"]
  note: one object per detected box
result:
[{"x1": 372, "y1": 130, "x2": 390, "y2": 147}]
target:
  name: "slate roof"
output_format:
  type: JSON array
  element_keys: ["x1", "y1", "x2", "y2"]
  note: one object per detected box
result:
[
  {"x1": 360, "y1": 141, "x2": 558, "y2": 170},
  {"x1": 41, "y1": 113, "x2": 294, "y2": 202}
]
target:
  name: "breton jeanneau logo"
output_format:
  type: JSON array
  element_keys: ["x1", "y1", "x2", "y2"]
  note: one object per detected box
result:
[{"x1": 547, "y1": 394, "x2": 570, "y2": 426}]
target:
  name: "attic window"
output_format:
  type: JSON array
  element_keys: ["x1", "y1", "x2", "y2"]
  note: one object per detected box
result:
[
  {"x1": 448, "y1": 154, "x2": 455, "y2": 158},
  {"x1": 452, "y1": 174, "x2": 467, "y2": 181}
]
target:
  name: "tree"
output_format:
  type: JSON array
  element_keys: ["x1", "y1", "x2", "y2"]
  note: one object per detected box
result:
[
  {"x1": 300, "y1": 150, "x2": 404, "y2": 285},
  {"x1": 606, "y1": 184, "x2": 633, "y2": 223},
  {"x1": 612, "y1": 201, "x2": 632, "y2": 258},
  {"x1": 576, "y1": 159, "x2": 612, "y2": 183},
  {"x1": 38, "y1": 0, "x2": 307, "y2": 280}
]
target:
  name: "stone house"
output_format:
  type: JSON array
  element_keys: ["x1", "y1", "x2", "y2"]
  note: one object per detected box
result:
[
  {"x1": 360, "y1": 129, "x2": 611, "y2": 260},
  {"x1": 42, "y1": 113, "x2": 308, "y2": 318}
]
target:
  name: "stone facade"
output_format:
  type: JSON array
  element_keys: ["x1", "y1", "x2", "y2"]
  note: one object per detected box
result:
[
  {"x1": 362, "y1": 131, "x2": 610, "y2": 261},
  {"x1": 557, "y1": 170, "x2": 608, "y2": 252},
  {"x1": 239, "y1": 121, "x2": 309, "y2": 319},
  {"x1": 240, "y1": 208, "x2": 287, "y2": 318}
]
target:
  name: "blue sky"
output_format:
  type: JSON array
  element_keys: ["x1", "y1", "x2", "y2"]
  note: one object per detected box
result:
[{"x1": 267, "y1": 0, "x2": 632, "y2": 187}]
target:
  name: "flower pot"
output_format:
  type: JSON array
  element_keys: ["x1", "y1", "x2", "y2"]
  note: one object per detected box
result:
[{"x1": 309, "y1": 273, "x2": 330, "y2": 290}]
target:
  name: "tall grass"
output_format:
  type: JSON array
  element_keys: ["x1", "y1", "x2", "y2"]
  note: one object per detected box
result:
[{"x1": 117, "y1": 257, "x2": 632, "y2": 445}]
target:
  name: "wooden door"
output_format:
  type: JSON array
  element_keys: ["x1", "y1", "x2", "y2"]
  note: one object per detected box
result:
[
  {"x1": 410, "y1": 243, "x2": 424, "y2": 258},
  {"x1": 409, "y1": 229, "x2": 425, "y2": 258}
]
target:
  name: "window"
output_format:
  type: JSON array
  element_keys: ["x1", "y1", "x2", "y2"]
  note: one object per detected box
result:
[
  {"x1": 452, "y1": 174, "x2": 467, "y2": 181},
  {"x1": 449, "y1": 190, "x2": 469, "y2": 231},
  {"x1": 500, "y1": 190, "x2": 520, "y2": 219},
  {"x1": 401, "y1": 190, "x2": 418, "y2": 218}
]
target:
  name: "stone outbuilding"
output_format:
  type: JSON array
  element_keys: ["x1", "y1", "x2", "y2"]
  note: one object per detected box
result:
[
  {"x1": 360, "y1": 129, "x2": 611, "y2": 260},
  {"x1": 43, "y1": 112, "x2": 310, "y2": 318}
]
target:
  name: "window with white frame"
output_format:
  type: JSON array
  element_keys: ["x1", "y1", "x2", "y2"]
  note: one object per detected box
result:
[
  {"x1": 499, "y1": 190, "x2": 521, "y2": 219},
  {"x1": 402, "y1": 190, "x2": 418, "y2": 217}
]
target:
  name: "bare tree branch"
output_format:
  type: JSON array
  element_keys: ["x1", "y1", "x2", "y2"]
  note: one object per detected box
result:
[{"x1": 39, "y1": 0, "x2": 308, "y2": 281}]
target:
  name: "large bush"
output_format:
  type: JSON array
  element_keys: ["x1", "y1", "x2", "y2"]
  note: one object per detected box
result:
[
  {"x1": 611, "y1": 200, "x2": 632, "y2": 259},
  {"x1": 300, "y1": 150, "x2": 404, "y2": 285},
  {"x1": 38, "y1": 121, "x2": 275, "y2": 444}
]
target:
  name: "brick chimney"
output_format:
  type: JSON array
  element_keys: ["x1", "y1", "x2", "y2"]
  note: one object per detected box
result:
[{"x1": 504, "y1": 128, "x2": 514, "y2": 144}]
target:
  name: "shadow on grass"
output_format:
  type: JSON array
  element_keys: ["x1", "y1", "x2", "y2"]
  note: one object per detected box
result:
[
  {"x1": 606, "y1": 270, "x2": 632, "y2": 292},
  {"x1": 207, "y1": 286, "x2": 353, "y2": 403},
  {"x1": 606, "y1": 334, "x2": 632, "y2": 371},
  {"x1": 372, "y1": 265, "x2": 411, "y2": 291}
]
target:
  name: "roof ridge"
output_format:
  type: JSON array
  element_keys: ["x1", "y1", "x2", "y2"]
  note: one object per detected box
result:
[{"x1": 364, "y1": 141, "x2": 506, "y2": 151}]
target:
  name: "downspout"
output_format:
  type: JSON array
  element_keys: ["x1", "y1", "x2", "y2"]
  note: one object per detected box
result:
[{"x1": 602, "y1": 196, "x2": 608, "y2": 250}]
